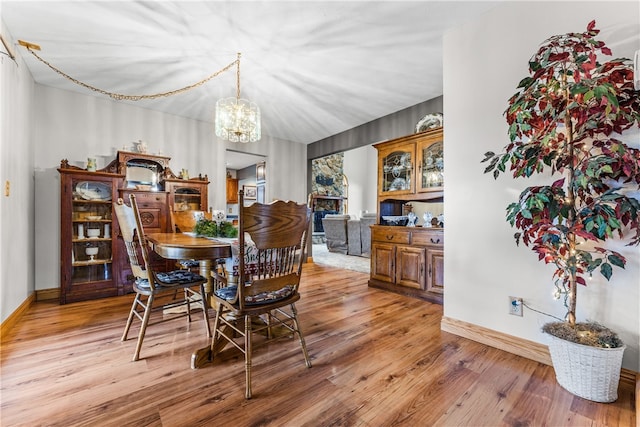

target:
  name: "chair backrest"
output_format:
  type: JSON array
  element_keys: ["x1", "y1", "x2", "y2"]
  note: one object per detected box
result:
[
  {"x1": 236, "y1": 191, "x2": 311, "y2": 308},
  {"x1": 114, "y1": 194, "x2": 154, "y2": 284},
  {"x1": 170, "y1": 208, "x2": 210, "y2": 233}
]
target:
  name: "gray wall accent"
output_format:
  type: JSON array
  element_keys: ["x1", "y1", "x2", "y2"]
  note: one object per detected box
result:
[{"x1": 307, "y1": 96, "x2": 443, "y2": 160}]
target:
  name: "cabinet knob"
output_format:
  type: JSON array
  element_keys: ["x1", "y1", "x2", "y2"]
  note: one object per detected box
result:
[
  {"x1": 430, "y1": 238, "x2": 440, "y2": 244},
  {"x1": 386, "y1": 235, "x2": 394, "y2": 240}
]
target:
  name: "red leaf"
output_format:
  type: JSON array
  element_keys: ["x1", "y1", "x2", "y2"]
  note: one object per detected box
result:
[
  {"x1": 549, "y1": 52, "x2": 570, "y2": 62},
  {"x1": 587, "y1": 20, "x2": 596, "y2": 32},
  {"x1": 576, "y1": 276, "x2": 587, "y2": 286}
]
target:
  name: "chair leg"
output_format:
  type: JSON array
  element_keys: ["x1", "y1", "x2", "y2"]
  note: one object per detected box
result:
[
  {"x1": 291, "y1": 303, "x2": 312, "y2": 368},
  {"x1": 121, "y1": 293, "x2": 141, "y2": 342},
  {"x1": 245, "y1": 314, "x2": 253, "y2": 399},
  {"x1": 184, "y1": 288, "x2": 192, "y2": 323},
  {"x1": 209, "y1": 305, "x2": 224, "y2": 362},
  {"x1": 200, "y1": 284, "x2": 212, "y2": 337},
  {"x1": 132, "y1": 293, "x2": 155, "y2": 361}
]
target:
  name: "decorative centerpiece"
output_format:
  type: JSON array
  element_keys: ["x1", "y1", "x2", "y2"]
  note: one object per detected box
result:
[
  {"x1": 482, "y1": 21, "x2": 640, "y2": 402},
  {"x1": 193, "y1": 217, "x2": 238, "y2": 238}
]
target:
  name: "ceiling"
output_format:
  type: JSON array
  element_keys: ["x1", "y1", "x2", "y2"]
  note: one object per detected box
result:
[
  {"x1": 1, "y1": 1, "x2": 499, "y2": 152},
  {"x1": 225, "y1": 150, "x2": 265, "y2": 171}
]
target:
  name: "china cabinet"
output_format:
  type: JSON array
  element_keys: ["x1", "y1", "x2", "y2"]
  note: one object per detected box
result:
[
  {"x1": 58, "y1": 163, "x2": 124, "y2": 304},
  {"x1": 369, "y1": 127, "x2": 444, "y2": 303}
]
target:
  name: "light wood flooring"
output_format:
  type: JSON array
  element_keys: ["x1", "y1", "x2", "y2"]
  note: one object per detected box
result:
[{"x1": 1, "y1": 263, "x2": 635, "y2": 426}]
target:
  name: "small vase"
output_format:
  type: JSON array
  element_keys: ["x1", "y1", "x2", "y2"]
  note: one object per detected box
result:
[{"x1": 87, "y1": 158, "x2": 97, "y2": 172}]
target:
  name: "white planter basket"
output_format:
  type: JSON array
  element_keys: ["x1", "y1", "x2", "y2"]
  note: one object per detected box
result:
[{"x1": 547, "y1": 334, "x2": 626, "y2": 403}]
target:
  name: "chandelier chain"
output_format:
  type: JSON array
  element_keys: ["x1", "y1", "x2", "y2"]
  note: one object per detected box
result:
[
  {"x1": 236, "y1": 52, "x2": 241, "y2": 99},
  {"x1": 25, "y1": 47, "x2": 239, "y2": 101}
]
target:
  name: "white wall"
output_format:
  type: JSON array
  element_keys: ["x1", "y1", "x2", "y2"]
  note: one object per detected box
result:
[
  {"x1": 343, "y1": 144, "x2": 377, "y2": 217},
  {"x1": 443, "y1": 2, "x2": 640, "y2": 370},
  {"x1": 32, "y1": 85, "x2": 307, "y2": 291},
  {"x1": 0, "y1": 19, "x2": 36, "y2": 323}
]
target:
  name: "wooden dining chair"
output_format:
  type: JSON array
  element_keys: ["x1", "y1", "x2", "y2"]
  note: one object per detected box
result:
[
  {"x1": 114, "y1": 194, "x2": 210, "y2": 361},
  {"x1": 209, "y1": 191, "x2": 312, "y2": 399}
]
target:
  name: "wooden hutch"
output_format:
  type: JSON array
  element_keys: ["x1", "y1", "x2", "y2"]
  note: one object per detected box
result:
[
  {"x1": 368, "y1": 127, "x2": 444, "y2": 304},
  {"x1": 58, "y1": 151, "x2": 209, "y2": 304}
]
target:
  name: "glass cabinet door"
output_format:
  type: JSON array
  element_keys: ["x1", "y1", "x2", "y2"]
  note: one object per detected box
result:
[
  {"x1": 380, "y1": 148, "x2": 413, "y2": 194},
  {"x1": 70, "y1": 178, "x2": 114, "y2": 285},
  {"x1": 173, "y1": 186, "x2": 202, "y2": 211},
  {"x1": 165, "y1": 179, "x2": 208, "y2": 212},
  {"x1": 418, "y1": 138, "x2": 444, "y2": 192}
]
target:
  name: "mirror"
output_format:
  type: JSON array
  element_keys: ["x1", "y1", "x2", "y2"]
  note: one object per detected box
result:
[{"x1": 125, "y1": 160, "x2": 162, "y2": 189}]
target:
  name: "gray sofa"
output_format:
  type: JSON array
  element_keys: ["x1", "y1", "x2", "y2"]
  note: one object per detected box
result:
[
  {"x1": 323, "y1": 213, "x2": 377, "y2": 257},
  {"x1": 358, "y1": 213, "x2": 377, "y2": 257},
  {"x1": 322, "y1": 214, "x2": 350, "y2": 254}
]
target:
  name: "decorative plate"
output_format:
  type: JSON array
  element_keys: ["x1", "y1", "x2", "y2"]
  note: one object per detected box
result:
[
  {"x1": 416, "y1": 112, "x2": 443, "y2": 133},
  {"x1": 76, "y1": 181, "x2": 112, "y2": 201}
]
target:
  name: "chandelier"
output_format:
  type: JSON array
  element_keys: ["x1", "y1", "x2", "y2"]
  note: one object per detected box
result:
[{"x1": 215, "y1": 53, "x2": 261, "y2": 143}]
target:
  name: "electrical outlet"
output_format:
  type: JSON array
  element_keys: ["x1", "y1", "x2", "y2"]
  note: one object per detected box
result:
[{"x1": 509, "y1": 296, "x2": 523, "y2": 316}]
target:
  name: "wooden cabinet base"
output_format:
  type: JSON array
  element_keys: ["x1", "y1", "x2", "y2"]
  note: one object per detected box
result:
[{"x1": 368, "y1": 278, "x2": 443, "y2": 305}]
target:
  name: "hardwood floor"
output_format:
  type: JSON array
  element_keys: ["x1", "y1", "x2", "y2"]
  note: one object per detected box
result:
[{"x1": 1, "y1": 263, "x2": 635, "y2": 426}]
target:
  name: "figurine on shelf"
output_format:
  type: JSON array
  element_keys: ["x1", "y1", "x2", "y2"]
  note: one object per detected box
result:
[
  {"x1": 407, "y1": 212, "x2": 417, "y2": 227},
  {"x1": 423, "y1": 212, "x2": 433, "y2": 227},
  {"x1": 134, "y1": 140, "x2": 148, "y2": 154}
]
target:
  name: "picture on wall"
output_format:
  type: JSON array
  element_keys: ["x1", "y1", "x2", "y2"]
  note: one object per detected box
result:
[{"x1": 243, "y1": 185, "x2": 257, "y2": 200}]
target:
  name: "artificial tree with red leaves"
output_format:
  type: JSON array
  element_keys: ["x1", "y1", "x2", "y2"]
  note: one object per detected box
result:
[{"x1": 482, "y1": 21, "x2": 640, "y2": 346}]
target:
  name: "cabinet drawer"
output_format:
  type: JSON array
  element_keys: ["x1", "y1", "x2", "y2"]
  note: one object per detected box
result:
[
  {"x1": 411, "y1": 230, "x2": 444, "y2": 246},
  {"x1": 372, "y1": 227, "x2": 410, "y2": 244},
  {"x1": 128, "y1": 191, "x2": 167, "y2": 206}
]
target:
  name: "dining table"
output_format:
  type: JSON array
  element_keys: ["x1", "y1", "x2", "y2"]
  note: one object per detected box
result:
[
  {"x1": 144, "y1": 232, "x2": 232, "y2": 296},
  {"x1": 144, "y1": 232, "x2": 247, "y2": 369}
]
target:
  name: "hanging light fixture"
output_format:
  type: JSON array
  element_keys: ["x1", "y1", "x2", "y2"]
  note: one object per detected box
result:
[{"x1": 215, "y1": 53, "x2": 261, "y2": 143}]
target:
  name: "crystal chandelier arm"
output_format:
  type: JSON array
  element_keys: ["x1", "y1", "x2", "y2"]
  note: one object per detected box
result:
[{"x1": 19, "y1": 41, "x2": 239, "y2": 101}]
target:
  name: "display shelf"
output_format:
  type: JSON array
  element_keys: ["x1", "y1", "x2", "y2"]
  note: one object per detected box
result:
[
  {"x1": 59, "y1": 164, "x2": 123, "y2": 304},
  {"x1": 72, "y1": 259, "x2": 113, "y2": 267}
]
